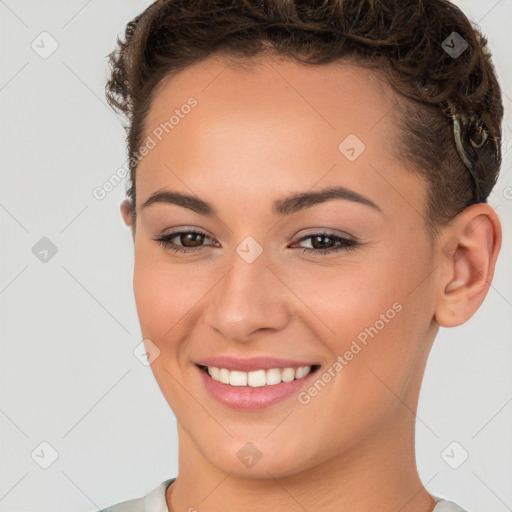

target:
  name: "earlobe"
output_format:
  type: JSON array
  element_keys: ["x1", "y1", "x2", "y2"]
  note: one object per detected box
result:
[{"x1": 435, "y1": 204, "x2": 501, "y2": 328}]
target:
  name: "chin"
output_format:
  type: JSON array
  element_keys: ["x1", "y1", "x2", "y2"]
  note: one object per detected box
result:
[{"x1": 194, "y1": 434, "x2": 326, "y2": 480}]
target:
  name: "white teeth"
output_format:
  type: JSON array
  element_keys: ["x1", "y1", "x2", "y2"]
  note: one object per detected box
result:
[
  {"x1": 248, "y1": 370, "x2": 266, "y2": 387},
  {"x1": 281, "y1": 367, "x2": 295, "y2": 382},
  {"x1": 266, "y1": 368, "x2": 282, "y2": 385},
  {"x1": 219, "y1": 368, "x2": 230, "y2": 384},
  {"x1": 210, "y1": 367, "x2": 220, "y2": 380},
  {"x1": 295, "y1": 366, "x2": 310, "y2": 379},
  {"x1": 229, "y1": 370, "x2": 247, "y2": 387},
  {"x1": 206, "y1": 365, "x2": 313, "y2": 386}
]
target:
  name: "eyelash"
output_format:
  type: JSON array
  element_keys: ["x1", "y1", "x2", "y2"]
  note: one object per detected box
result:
[{"x1": 153, "y1": 229, "x2": 359, "y2": 255}]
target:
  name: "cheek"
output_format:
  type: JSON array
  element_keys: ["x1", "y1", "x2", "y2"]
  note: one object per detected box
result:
[
  {"x1": 282, "y1": 248, "x2": 431, "y2": 402},
  {"x1": 132, "y1": 241, "x2": 210, "y2": 339},
  {"x1": 278, "y1": 253, "x2": 410, "y2": 345},
  {"x1": 132, "y1": 247, "x2": 207, "y2": 411}
]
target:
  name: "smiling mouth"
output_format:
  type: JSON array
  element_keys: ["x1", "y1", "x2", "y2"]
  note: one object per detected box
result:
[{"x1": 196, "y1": 364, "x2": 321, "y2": 387}]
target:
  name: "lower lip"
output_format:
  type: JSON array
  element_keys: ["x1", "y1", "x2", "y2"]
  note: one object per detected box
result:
[{"x1": 196, "y1": 365, "x2": 319, "y2": 410}]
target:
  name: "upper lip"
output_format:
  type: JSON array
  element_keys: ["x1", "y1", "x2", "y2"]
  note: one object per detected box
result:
[{"x1": 196, "y1": 356, "x2": 319, "y2": 372}]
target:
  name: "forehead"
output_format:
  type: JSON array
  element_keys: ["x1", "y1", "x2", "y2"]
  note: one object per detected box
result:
[
  {"x1": 136, "y1": 54, "x2": 424, "y2": 222},
  {"x1": 144, "y1": 54, "x2": 397, "y2": 137}
]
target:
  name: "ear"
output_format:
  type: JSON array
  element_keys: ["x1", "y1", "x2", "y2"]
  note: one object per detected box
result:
[
  {"x1": 120, "y1": 199, "x2": 134, "y2": 229},
  {"x1": 434, "y1": 204, "x2": 501, "y2": 327}
]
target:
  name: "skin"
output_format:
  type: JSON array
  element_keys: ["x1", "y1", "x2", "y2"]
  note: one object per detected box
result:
[{"x1": 120, "y1": 54, "x2": 501, "y2": 512}]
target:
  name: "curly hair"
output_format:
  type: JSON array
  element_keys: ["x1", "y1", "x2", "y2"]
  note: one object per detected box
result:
[{"x1": 105, "y1": 0, "x2": 503, "y2": 235}]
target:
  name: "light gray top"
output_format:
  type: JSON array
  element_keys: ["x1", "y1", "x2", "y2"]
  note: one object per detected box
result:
[{"x1": 95, "y1": 478, "x2": 468, "y2": 512}]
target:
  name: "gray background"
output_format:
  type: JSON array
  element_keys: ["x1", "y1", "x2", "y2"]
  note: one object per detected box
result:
[{"x1": 0, "y1": 1, "x2": 511, "y2": 511}]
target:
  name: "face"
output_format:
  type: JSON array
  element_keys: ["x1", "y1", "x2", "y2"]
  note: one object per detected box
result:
[{"x1": 123, "y1": 55, "x2": 442, "y2": 478}]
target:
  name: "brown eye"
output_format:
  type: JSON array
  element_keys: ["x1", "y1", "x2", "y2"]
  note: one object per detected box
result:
[
  {"x1": 179, "y1": 232, "x2": 205, "y2": 247},
  {"x1": 309, "y1": 234, "x2": 336, "y2": 250},
  {"x1": 153, "y1": 229, "x2": 216, "y2": 254},
  {"x1": 294, "y1": 232, "x2": 359, "y2": 255}
]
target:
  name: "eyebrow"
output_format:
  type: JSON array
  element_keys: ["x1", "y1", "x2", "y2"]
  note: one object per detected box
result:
[{"x1": 140, "y1": 185, "x2": 382, "y2": 216}]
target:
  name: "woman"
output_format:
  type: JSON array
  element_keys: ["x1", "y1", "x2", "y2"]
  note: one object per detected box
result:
[{"x1": 99, "y1": 0, "x2": 503, "y2": 510}]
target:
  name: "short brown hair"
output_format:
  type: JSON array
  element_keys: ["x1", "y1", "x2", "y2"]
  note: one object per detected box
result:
[{"x1": 106, "y1": 0, "x2": 503, "y2": 235}]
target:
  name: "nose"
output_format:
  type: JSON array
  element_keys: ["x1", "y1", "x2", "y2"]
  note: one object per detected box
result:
[{"x1": 204, "y1": 250, "x2": 290, "y2": 343}]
